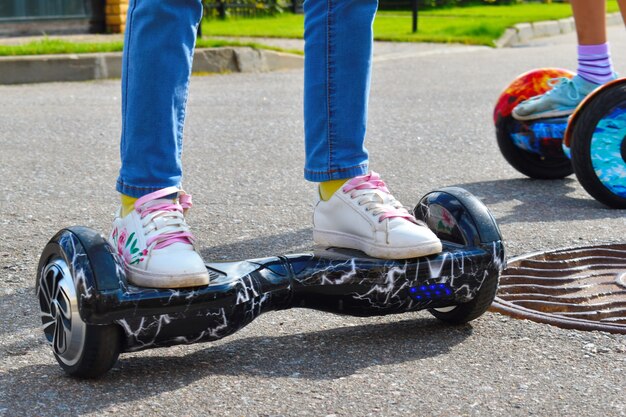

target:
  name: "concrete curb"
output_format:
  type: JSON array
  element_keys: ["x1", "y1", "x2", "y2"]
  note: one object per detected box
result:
[
  {"x1": 495, "y1": 12, "x2": 623, "y2": 48},
  {"x1": 0, "y1": 47, "x2": 304, "y2": 85}
]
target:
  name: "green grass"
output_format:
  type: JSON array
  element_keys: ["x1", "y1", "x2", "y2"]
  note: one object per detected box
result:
[
  {"x1": 202, "y1": 1, "x2": 622, "y2": 46},
  {"x1": 0, "y1": 1, "x2": 621, "y2": 55},
  {"x1": 0, "y1": 36, "x2": 299, "y2": 57},
  {"x1": 0, "y1": 38, "x2": 124, "y2": 56}
]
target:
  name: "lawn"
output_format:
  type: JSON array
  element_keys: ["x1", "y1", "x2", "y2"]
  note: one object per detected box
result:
[
  {"x1": 0, "y1": 37, "x2": 295, "y2": 57},
  {"x1": 202, "y1": 1, "x2": 622, "y2": 46},
  {"x1": 0, "y1": 1, "x2": 621, "y2": 55},
  {"x1": 0, "y1": 38, "x2": 125, "y2": 56}
]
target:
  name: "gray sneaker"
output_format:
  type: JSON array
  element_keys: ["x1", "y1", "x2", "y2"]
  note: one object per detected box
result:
[{"x1": 512, "y1": 75, "x2": 603, "y2": 121}]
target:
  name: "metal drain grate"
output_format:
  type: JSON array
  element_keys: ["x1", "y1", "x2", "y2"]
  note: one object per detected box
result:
[{"x1": 491, "y1": 244, "x2": 626, "y2": 334}]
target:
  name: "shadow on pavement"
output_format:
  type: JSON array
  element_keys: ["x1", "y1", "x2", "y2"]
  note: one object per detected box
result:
[
  {"x1": 2, "y1": 316, "x2": 472, "y2": 414},
  {"x1": 452, "y1": 178, "x2": 624, "y2": 224},
  {"x1": 115, "y1": 317, "x2": 472, "y2": 380}
]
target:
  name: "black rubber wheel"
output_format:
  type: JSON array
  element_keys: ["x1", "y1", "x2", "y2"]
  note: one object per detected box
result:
[
  {"x1": 428, "y1": 270, "x2": 499, "y2": 325},
  {"x1": 496, "y1": 117, "x2": 573, "y2": 179},
  {"x1": 37, "y1": 231, "x2": 122, "y2": 378},
  {"x1": 415, "y1": 187, "x2": 503, "y2": 324},
  {"x1": 570, "y1": 82, "x2": 626, "y2": 209}
]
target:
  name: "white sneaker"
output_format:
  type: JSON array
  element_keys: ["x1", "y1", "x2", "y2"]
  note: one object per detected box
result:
[
  {"x1": 313, "y1": 172, "x2": 442, "y2": 259},
  {"x1": 109, "y1": 187, "x2": 210, "y2": 288}
]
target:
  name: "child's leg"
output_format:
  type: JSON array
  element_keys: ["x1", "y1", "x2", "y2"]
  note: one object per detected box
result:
[
  {"x1": 302, "y1": 0, "x2": 376, "y2": 182},
  {"x1": 512, "y1": 1, "x2": 616, "y2": 121},
  {"x1": 571, "y1": 0, "x2": 615, "y2": 85},
  {"x1": 571, "y1": 0, "x2": 607, "y2": 45},
  {"x1": 117, "y1": 0, "x2": 202, "y2": 198},
  {"x1": 112, "y1": 0, "x2": 209, "y2": 288},
  {"x1": 303, "y1": 0, "x2": 441, "y2": 259}
]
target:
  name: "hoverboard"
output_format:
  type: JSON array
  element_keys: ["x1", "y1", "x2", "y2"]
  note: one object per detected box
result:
[
  {"x1": 36, "y1": 187, "x2": 505, "y2": 378},
  {"x1": 494, "y1": 68, "x2": 626, "y2": 209}
]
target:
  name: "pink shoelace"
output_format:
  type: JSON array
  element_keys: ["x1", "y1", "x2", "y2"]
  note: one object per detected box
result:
[
  {"x1": 342, "y1": 172, "x2": 418, "y2": 224},
  {"x1": 134, "y1": 186, "x2": 195, "y2": 250}
]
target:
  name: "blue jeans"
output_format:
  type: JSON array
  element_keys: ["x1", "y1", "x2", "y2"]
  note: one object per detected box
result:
[{"x1": 117, "y1": 0, "x2": 376, "y2": 197}]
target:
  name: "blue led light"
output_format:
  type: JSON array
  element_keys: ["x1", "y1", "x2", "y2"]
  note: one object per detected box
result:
[{"x1": 410, "y1": 283, "x2": 454, "y2": 301}]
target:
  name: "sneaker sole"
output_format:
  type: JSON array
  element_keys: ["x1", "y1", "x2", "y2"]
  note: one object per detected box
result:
[
  {"x1": 512, "y1": 108, "x2": 574, "y2": 121},
  {"x1": 126, "y1": 267, "x2": 210, "y2": 288},
  {"x1": 313, "y1": 230, "x2": 443, "y2": 260}
]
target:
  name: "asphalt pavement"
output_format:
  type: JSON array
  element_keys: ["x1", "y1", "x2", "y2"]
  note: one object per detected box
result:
[{"x1": 1, "y1": 26, "x2": 625, "y2": 417}]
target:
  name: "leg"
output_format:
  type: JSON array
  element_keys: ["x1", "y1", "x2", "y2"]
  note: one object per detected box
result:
[
  {"x1": 117, "y1": 0, "x2": 202, "y2": 198},
  {"x1": 304, "y1": 0, "x2": 441, "y2": 259},
  {"x1": 571, "y1": 0, "x2": 614, "y2": 86},
  {"x1": 111, "y1": 0, "x2": 209, "y2": 288},
  {"x1": 302, "y1": 0, "x2": 375, "y2": 182},
  {"x1": 513, "y1": 1, "x2": 615, "y2": 121},
  {"x1": 571, "y1": 0, "x2": 607, "y2": 45}
]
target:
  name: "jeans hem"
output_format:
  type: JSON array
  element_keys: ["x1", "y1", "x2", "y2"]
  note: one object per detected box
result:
[
  {"x1": 304, "y1": 163, "x2": 369, "y2": 182},
  {"x1": 116, "y1": 179, "x2": 181, "y2": 198}
]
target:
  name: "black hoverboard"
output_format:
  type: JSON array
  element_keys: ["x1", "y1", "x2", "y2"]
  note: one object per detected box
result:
[{"x1": 36, "y1": 187, "x2": 505, "y2": 378}]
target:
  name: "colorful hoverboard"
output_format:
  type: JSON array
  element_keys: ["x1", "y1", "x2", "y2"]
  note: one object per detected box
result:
[
  {"x1": 494, "y1": 68, "x2": 574, "y2": 179},
  {"x1": 494, "y1": 68, "x2": 626, "y2": 209},
  {"x1": 36, "y1": 187, "x2": 504, "y2": 378},
  {"x1": 563, "y1": 78, "x2": 626, "y2": 209}
]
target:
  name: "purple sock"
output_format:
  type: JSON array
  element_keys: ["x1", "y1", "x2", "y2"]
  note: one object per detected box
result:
[{"x1": 577, "y1": 43, "x2": 614, "y2": 85}]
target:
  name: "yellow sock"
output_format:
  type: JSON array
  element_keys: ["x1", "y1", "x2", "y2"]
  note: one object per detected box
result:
[
  {"x1": 120, "y1": 194, "x2": 138, "y2": 217},
  {"x1": 319, "y1": 178, "x2": 349, "y2": 201}
]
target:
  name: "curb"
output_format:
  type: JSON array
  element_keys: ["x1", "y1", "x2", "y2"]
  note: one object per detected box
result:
[
  {"x1": 0, "y1": 47, "x2": 304, "y2": 85},
  {"x1": 495, "y1": 12, "x2": 623, "y2": 48}
]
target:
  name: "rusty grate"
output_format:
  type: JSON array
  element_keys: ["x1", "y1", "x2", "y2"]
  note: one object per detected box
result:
[{"x1": 491, "y1": 244, "x2": 626, "y2": 334}]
